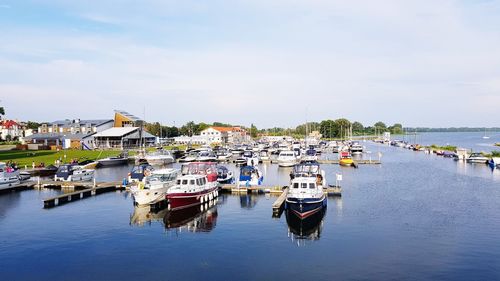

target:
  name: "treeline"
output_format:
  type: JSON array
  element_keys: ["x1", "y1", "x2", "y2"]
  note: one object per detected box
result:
[
  {"x1": 406, "y1": 127, "x2": 500, "y2": 132},
  {"x1": 259, "y1": 119, "x2": 403, "y2": 138}
]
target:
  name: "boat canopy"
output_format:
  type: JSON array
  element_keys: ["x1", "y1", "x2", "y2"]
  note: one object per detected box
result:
[
  {"x1": 240, "y1": 165, "x2": 256, "y2": 181},
  {"x1": 306, "y1": 149, "x2": 317, "y2": 156},
  {"x1": 182, "y1": 162, "x2": 217, "y2": 175},
  {"x1": 293, "y1": 162, "x2": 320, "y2": 176}
]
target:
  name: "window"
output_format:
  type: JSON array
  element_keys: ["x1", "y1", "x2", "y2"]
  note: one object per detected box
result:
[
  {"x1": 293, "y1": 183, "x2": 299, "y2": 189},
  {"x1": 309, "y1": 183, "x2": 315, "y2": 189},
  {"x1": 301, "y1": 183, "x2": 307, "y2": 189},
  {"x1": 190, "y1": 180, "x2": 195, "y2": 185},
  {"x1": 182, "y1": 179, "x2": 188, "y2": 185},
  {"x1": 177, "y1": 180, "x2": 181, "y2": 185}
]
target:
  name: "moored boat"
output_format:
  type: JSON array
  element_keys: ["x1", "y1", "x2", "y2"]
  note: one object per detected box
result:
[
  {"x1": 217, "y1": 166, "x2": 234, "y2": 184},
  {"x1": 54, "y1": 164, "x2": 95, "y2": 182},
  {"x1": 277, "y1": 150, "x2": 298, "y2": 167},
  {"x1": 145, "y1": 149, "x2": 174, "y2": 166},
  {"x1": 130, "y1": 168, "x2": 179, "y2": 206},
  {"x1": 166, "y1": 162, "x2": 219, "y2": 211},
  {"x1": 0, "y1": 162, "x2": 21, "y2": 189},
  {"x1": 285, "y1": 177, "x2": 327, "y2": 219},
  {"x1": 466, "y1": 153, "x2": 488, "y2": 164},
  {"x1": 339, "y1": 152, "x2": 354, "y2": 166},
  {"x1": 97, "y1": 153, "x2": 129, "y2": 167},
  {"x1": 238, "y1": 165, "x2": 263, "y2": 187},
  {"x1": 128, "y1": 163, "x2": 154, "y2": 183}
]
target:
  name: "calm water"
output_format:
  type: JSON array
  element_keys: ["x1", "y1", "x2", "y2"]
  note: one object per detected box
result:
[
  {"x1": 400, "y1": 131, "x2": 500, "y2": 152},
  {"x1": 1, "y1": 139, "x2": 500, "y2": 281}
]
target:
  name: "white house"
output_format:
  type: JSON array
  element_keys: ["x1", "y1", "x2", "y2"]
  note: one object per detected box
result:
[
  {"x1": 38, "y1": 119, "x2": 113, "y2": 135},
  {"x1": 0, "y1": 120, "x2": 22, "y2": 141}
]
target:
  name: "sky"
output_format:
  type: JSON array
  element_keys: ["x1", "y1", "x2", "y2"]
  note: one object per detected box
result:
[{"x1": 1, "y1": 0, "x2": 499, "y2": 128}]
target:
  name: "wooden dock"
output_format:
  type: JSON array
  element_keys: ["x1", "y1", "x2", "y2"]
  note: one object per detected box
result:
[
  {"x1": 220, "y1": 184, "x2": 341, "y2": 196},
  {"x1": 42, "y1": 181, "x2": 125, "y2": 208},
  {"x1": 272, "y1": 187, "x2": 289, "y2": 214},
  {"x1": 0, "y1": 181, "x2": 36, "y2": 194}
]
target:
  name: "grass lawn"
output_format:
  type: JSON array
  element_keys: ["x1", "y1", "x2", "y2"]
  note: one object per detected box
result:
[{"x1": 0, "y1": 150, "x2": 121, "y2": 168}]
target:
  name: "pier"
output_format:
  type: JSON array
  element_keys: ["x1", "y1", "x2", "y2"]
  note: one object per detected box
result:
[
  {"x1": 41, "y1": 181, "x2": 125, "y2": 208},
  {"x1": 0, "y1": 181, "x2": 36, "y2": 194}
]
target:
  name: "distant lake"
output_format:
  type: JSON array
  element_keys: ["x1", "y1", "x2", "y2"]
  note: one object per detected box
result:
[
  {"x1": 398, "y1": 131, "x2": 500, "y2": 152},
  {"x1": 1, "y1": 141, "x2": 499, "y2": 281}
]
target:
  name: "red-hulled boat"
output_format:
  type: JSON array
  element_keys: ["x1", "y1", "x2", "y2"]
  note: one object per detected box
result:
[{"x1": 166, "y1": 162, "x2": 219, "y2": 211}]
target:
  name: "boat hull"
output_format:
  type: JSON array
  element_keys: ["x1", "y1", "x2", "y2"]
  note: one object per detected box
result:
[
  {"x1": 132, "y1": 186, "x2": 169, "y2": 206},
  {"x1": 286, "y1": 195, "x2": 327, "y2": 219},
  {"x1": 167, "y1": 186, "x2": 219, "y2": 211},
  {"x1": 98, "y1": 158, "x2": 128, "y2": 167}
]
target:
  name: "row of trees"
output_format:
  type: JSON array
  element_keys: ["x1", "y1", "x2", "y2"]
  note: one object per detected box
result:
[{"x1": 258, "y1": 119, "x2": 403, "y2": 139}]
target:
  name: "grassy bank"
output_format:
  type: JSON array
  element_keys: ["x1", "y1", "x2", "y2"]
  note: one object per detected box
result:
[
  {"x1": 0, "y1": 150, "x2": 121, "y2": 168},
  {"x1": 495, "y1": 143, "x2": 500, "y2": 147},
  {"x1": 428, "y1": 144, "x2": 457, "y2": 152}
]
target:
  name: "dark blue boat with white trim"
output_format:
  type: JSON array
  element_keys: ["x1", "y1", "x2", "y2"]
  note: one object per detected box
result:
[{"x1": 286, "y1": 177, "x2": 326, "y2": 219}]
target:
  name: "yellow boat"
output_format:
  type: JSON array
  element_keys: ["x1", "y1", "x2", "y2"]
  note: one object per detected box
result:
[{"x1": 339, "y1": 152, "x2": 354, "y2": 167}]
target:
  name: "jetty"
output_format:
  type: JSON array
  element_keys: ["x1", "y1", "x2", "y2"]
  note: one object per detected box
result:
[
  {"x1": 41, "y1": 181, "x2": 125, "y2": 208},
  {"x1": 0, "y1": 181, "x2": 37, "y2": 194}
]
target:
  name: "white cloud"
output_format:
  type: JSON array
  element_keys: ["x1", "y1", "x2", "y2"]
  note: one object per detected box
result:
[{"x1": 1, "y1": 0, "x2": 500, "y2": 127}]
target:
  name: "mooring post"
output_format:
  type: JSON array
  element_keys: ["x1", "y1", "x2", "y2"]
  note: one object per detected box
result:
[{"x1": 93, "y1": 178, "x2": 96, "y2": 188}]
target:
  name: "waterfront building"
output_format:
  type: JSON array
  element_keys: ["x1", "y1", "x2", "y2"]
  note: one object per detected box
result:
[{"x1": 93, "y1": 127, "x2": 156, "y2": 149}]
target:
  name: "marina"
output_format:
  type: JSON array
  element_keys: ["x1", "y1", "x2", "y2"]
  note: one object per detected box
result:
[{"x1": 3, "y1": 1, "x2": 500, "y2": 279}]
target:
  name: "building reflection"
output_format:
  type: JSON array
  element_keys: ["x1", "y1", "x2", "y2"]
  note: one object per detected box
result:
[{"x1": 286, "y1": 207, "x2": 326, "y2": 246}]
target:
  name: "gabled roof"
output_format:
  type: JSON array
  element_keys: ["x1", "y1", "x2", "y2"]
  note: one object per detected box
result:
[
  {"x1": 0, "y1": 120, "x2": 20, "y2": 129},
  {"x1": 114, "y1": 110, "x2": 142, "y2": 122}
]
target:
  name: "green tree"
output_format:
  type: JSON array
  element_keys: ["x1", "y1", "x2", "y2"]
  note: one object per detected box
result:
[
  {"x1": 374, "y1": 121, "x2": 387, "y2": 130},
  {"x1": 352, "y1": 121, "x2": 364, "y2": 134},
  {"x1": 250, "y1": 124, "x2": 258, "y2": 138},
  {"x1": 389, "y1": 123, "x2": 403, "y2": 134},
  {"x1": 0, "y1": 107, "x2": 4, "y2": 116},
  {"x1": 27, "y1": 121, "x2": 41, "y2": 130},
  {"x1": 319, "y1": 120, "x2": 336, "y2": 138}
]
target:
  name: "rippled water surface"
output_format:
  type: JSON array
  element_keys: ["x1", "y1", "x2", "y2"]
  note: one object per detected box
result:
[{"x1": 1, "y1": 140, "x2": 500, "y2": 281}]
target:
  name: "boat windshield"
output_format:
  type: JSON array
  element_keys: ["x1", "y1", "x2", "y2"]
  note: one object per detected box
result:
[
  {"x1": 243, "y1": 151, "x2": 253, "y2": 157},
  {"x1": 306, "y1": 150, "x2": 317, "y2": 156},
  {"x1": 293, "y1": 164, "x2": 319, "y2": 175},
  {"x1": 146, "y1": 172, "x2": 177, "y2": 184},
  {"x1": 186, "y1": 163, "x2": 216, "y2": 175}
]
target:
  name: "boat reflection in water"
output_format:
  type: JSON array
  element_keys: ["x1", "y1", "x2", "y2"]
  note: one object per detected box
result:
[
  {"x1": 164, "y1": 198, "x2": 218, "y2": 233},
  {"x1": 240, "y1": 194, "x2": 258, "y2": 209},
  {"x1": 130, "y1": 206, "x2": 168, "y2": 227},
  {"x1": 286, "y1": 206, "x2": 326, "y2": 246}
]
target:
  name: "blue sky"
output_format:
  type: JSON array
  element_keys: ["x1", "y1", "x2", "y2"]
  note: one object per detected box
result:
[{"x1": 1, "y1": 0, "x2": 500, "y2": 128}]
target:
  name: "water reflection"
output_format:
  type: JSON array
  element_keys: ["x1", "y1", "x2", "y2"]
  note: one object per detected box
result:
[
  {"x1": 240, "y1": 194, "x2": 258, "y2": 209},
  {"x1": 164, "y1": 200, "x2": 218, "y2": 233},
  {"x1": 130, "y1": 206, "x2": 167, "y2": 227},
  {"x1": 286, "y1": 207, "x2": 326, "y2": 246},
  {"x1": 0, "y1": 192, "x2": 21, "y2": 220}
]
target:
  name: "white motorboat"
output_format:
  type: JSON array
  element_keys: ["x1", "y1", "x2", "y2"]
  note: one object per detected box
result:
[
  {"x1": 216, "y1": 150, "x2": 233, "y2": 161},
  {"x1": 466, "y1": 153, "x2": 488, "y2": 164},
  {"x1": 303, "y1": 149, "x2": 318, "y2": 162},
  {"x1": 54, "y1": 164, "x2": 95, "y2": 182},
  {"x1": 130, "y1": 168, "x2": 179, "y2": 206},
  {"x1": 179, "y1": 150, "x2": 199, "y2": 163},
  {"x1": 277, "y1": 150, "x2": 298, "y2": 167},
  {"x1": 197, "y1": 151, "x2": 218, "y2": 162},
  {"x1": 0, "y1": 163, "x2": 21, "y2": 189},
  {"x1": 259, "y1": 150, "x2": 270, "y2": 161},
  {"x1": 350, "y1": 142, "x2": 363, "y2": 154},
  {"x1": 145, "y1": 150, "x2": 174, "y2": 166}
]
